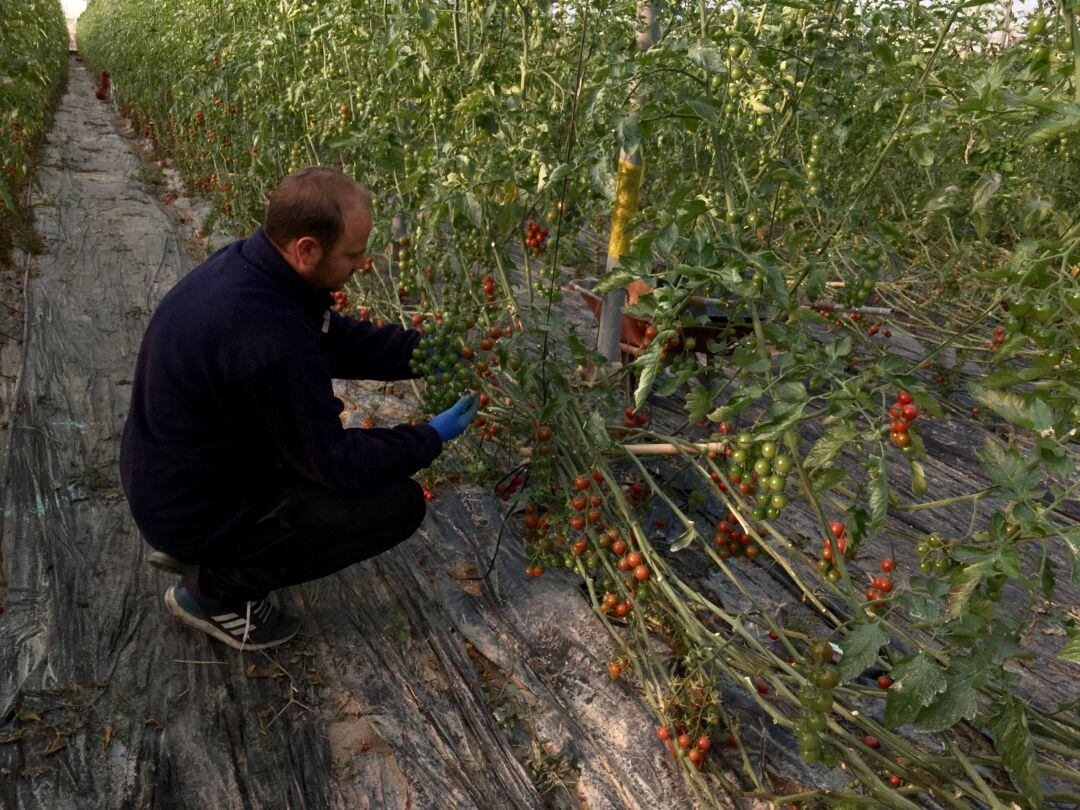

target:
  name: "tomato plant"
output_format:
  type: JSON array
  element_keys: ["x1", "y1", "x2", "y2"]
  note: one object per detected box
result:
[
  {"x1": 0, "y1": 0, "x2": 67, "y2": 266},
  {"x1": 77, "y1": 0, "x2": 1080, "y2": 806}
]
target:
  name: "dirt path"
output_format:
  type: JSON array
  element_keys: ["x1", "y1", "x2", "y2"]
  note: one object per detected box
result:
[{"x1": 0, "y1": 57, "x2": 711, "y2": 810}]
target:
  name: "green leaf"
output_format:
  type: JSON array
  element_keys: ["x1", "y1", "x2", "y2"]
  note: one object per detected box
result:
[
  {"x1": 811, "y1": 468, "x2": 847, "y2": 493},
  {"x1": 884, "y1": 654, "x2": 946, "y2": 728},
  {"x1": 824, "y1": 335, "x2": 852, "y2": 361},
  {"x1": 463, "y1": 192, "x2": 483, "y2": 227},
  {"x1": 1061, "y1": 526, "x2": 1080, "y2": 585},
  {"x1": 707, "y1": 384, "x2": 764, "y2": 421},
  {"x1": 588, "y1": 410, "x2": 612, "y2": 453},
  {"x1": 909, "y1": 459, "x2": 927, "y2": 497},
  {"x1": 655, "y1": 363, "x2": 700, "y2": 397},
  {"x1": 947, "y1": 559, "x2": 995, "y2": 620},
  {"x1": 1040, "y1": 551, "x2": 1055, "y2": 599},
  {"x1": 687, "y1": 40, "x2": 727, "y2": 73},
  {"x1": 988, "y1": 697, "x2": 1043, "y2": 807},
  {"x1": 633, "y1": 339, "x2": 664, "y2": 412},
  {"x1": 594, "y1": 268, "x2": 640, "y2": 294},
  {"x1": 805, "y1": 424, "x2": 858, "y2": 469},
  {"x1": 775, "y1": 381, "x2": 807, "y2": 402},
  {"x1": 670, "y1": 527, "x2": 696, "y2": 552},
  {"x1": 1024, "y1": 101, "x2": 1080, "y2": 146},
  {"x1": 970, "y1": 385, "x2": 1054, "y2": 434},
  {"x1": 913, "y1": 655, "x2": 986, "y2": 732},
  {"x1": 971, "y1": 173, "x2": 1001, "y2": 213},
  {"x1": 892, "y1": 591, "x2": 943, "y2": 623},
  {"x1": 759, "y1": 258, "x2": 791, "y2": 309},
  {"x1": 976, "y1": 437, "x2": 1042, "y2": 502},
  {"x1": 868, "y1": 456, "x2": 888, "y2": 534},
  {"x1": 838, "y1": 621, "x2": 888, "y2": 683},
  {"x1": 1057, "y1": 636, "x2": 1080, "y2": 663},
  {"x1": 685, "y1": 385, "x2": 714, "y2": 423},
  {"x1": 756, "y1": 400, "x2": 807, "y2": 441},
  {"x1": 654, "y1": 221, "x2": 678, "y2": 255}
]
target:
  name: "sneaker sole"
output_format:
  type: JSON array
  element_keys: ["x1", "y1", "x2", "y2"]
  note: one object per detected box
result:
[
  {"x1": 164, "y1": 586, "x2": 298, "y2": 651},
  {"x1": 147, "y1": 552, "x2": 194, "y2": 576}
]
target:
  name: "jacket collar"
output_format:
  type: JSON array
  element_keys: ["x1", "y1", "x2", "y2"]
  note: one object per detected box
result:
[{"x1": 241, "y1": 227, "x2": 333, "y2": 320}]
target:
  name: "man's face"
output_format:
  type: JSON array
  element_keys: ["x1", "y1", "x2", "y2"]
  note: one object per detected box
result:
[{"x1": 310, "y1": 205, "x2": 372, "y2": 292}]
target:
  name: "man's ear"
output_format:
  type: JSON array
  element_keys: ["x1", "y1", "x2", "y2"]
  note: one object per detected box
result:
[{"x1": 294, "y1": 236, "x2": 324, "y2": 269}]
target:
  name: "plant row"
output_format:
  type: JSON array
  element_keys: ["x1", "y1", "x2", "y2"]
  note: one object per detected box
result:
[
  {"x1": 0, "y1": 0, "x2": 68, "y2": 265},
  {"x1": 77, "y1": 1, "x2": 1080, "y2": 806}
]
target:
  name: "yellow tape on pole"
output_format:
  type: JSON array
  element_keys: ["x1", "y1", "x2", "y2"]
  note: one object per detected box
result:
[{"x1": 607, "y1": 157, "x2": 643, "y2": 260}]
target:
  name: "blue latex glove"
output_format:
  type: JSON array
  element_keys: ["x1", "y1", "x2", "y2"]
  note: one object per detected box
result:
[{"x1": 429, "y1": 394, "x2": 479, "y2": 442}]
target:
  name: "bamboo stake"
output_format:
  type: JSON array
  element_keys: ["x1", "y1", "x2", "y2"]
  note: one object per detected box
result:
[
  {"x1": 596, "y1": 3, "x2": 656, "y2": 365},
  {"x1": 520, "y1": 440, "x2": 725, "y2": 458}
]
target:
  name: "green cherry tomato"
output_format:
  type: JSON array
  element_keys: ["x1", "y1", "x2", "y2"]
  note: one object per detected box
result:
[
  {"x1": 815, "y1": 667, "x2": 840, "y2": 690},
  {"x1": 732, "y1": 448, "x2": 748, "y2": 465},
  {"x1": 760, "y1": 441, "x2": 778, "y2": 459},
  {"x1": 767, "y1": 474, "x2": 786, "y2": 492},
  {"x1": 1032, "y1": 330, "x2": 1055, "y2": 348},
  {"x1": 1032, "y1": 302, "x2": 1055, "y2": 324},
  {"x1": 774, "y1": 455, "x2": 793, "y2": 474},
  {"x1": 805, "y1": 711, "x2": 828, "y2": 732},
  {"x1": 809, "y1": 640, "x2": 832, "y2": 664},
  {"x1": 754, "y1": 458, "x2": 771, "y2": 477}
]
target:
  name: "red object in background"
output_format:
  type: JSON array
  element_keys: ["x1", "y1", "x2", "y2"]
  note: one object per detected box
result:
[
  {"x1": 96, "y1": 70, "x2": 110, "y2": 101},
  {"x1": 567, "y1": 279, "x2": 750, "y2": 359}
]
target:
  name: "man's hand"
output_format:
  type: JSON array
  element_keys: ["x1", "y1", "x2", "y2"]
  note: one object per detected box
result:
[{"x1": 429, "y1": 394, "x2": 479, "y2": 442}]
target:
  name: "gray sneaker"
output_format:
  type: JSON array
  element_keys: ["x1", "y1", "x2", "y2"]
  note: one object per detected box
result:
[{"x1": 164, "y1": 584, "x2": 300, "y2": 651}]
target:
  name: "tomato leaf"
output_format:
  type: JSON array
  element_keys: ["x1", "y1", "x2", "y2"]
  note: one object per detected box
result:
[
  {"x1": 633, "y1": 339, "x2": 664, "y2": 412},
  {"x1": 1057, "y1": 636, "x2": 1080, "y2": 664},
  {"x1": 913, "y1": 652, "x2": 988, "y2": 732},
  {"x1": 909, "y1": 458, "x2": 927, "y2": 497},
  {"x1": 686, "y1": 41, "x2": 727, "y2": 74},
  {"x1": 868, "y1": 456, "x2": 888, "y2": 534},
  {"x1": 970, "y1": 385, "x2": 1054, "y2": 434},
  {"x1": 892, "y1": 591, "x2": 943, "y2": 623},
  {"x1": 805, "y1": 423, "x2": 857, "y2": 469},
  {"x1": 1061, "y1": 525, "x2": 1080, "y2": 585},
  {"x1": 587, "y1": 411, "x2": 612, "y2": 453},
  {"x1": 838, "y1": 620, "x2": 888, "y2": 683},
  {"x1": 884, "y1": 654, "x2": 946, "y2": 728},
  {"x1": 670, "y1": 528, "x2": 696, "y2": 552},
  {"x1": 1039, "y1": 550, "x2": 1055, "y2": 599},
  {"x1": 463, "y1": 192, "x2": 483, "y2": 228},
  {"x1": 976, "y1": 437, "x2": 1043, "y2": 502},
  {"x1": 987, "y1": 698, "x2": 1040, "y2": 808},
  {"x1": 685, "y1": 385, "x2": 714, "y2": 424},
  {"x1": 971, "y1": 173, "x2": 1001, "y2": 213},
  {"x1": 947, "y1": 558, "x2": 995, "y2": 620},
  {"x1": 755, "y1": 400, "x2": 806, "y2": 441},
  {"x1": 810, "y1": 467, "x2": 847, "y2": 493}
]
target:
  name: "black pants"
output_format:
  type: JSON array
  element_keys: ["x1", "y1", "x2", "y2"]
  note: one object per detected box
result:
[{"x1": 183, "y1": 475, "x2": 427, "y2": 603}]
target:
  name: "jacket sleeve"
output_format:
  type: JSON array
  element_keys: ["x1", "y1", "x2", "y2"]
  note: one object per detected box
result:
[
  {"x1": 236, "y1": 351, "x2": 442, "y2": 493},
  {"x1": 320, "y1": 312, "x2": 424, "y2": 381}
]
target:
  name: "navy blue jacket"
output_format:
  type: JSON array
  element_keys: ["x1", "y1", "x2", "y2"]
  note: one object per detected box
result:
[{"x1": 119, "y1": 227, "x2": 442, "y2": 558}]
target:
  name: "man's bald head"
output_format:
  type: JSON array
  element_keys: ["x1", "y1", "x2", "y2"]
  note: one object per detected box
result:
[{"x1": 264, "y1": 166, "x2": 372, "y2": 253}]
